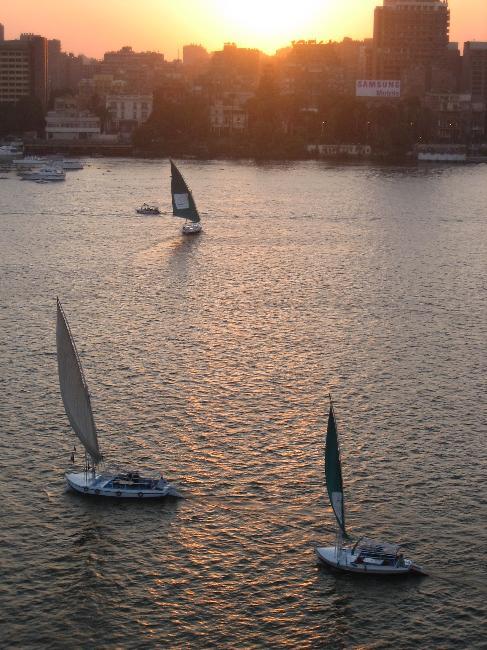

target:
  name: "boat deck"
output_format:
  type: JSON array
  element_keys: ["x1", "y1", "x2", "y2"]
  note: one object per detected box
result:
[
  {"x1": 316, "y1": 546, "x2": 416, "y2": 576},
  {"x1": 65, "y1": 471, "x2": 179, "y2": 498}
]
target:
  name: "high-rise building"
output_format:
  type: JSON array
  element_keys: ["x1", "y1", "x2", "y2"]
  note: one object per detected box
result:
[
  {"x1": 183, "y1": 44, "x2": 209, "y2": 68},
  {"x1": 0, "y1": 23, "x2": 5, "y2": 41},
  {"x1": 103, "y1": 46, "x2": 164, "y2": 72},
  {"x1": 100, "y1": 46, "x2": 165, "y2": 92},
  {"x1": 463, "y1": 42, "x2": 487, "y2": 102},
  {"x1": 0, "y1": 35, "x2": 48, "y2": 107},
  {"x1": 277, "y1": 39, "x2": 365, "y2": 102},
  {"x1": 210, "y1": 43, "x2": 262, "y2": 90},
  {"x1": 372, "y1": 0, "x2": 450, "y2": 94},
  {"x1": 48, "y1": 39, "x2": 62, "y2": 91}
]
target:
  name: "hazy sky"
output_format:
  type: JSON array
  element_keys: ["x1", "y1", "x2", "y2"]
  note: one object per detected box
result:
[{"x1": 1, "y1": 0, "x2": 486, "y2": 59}]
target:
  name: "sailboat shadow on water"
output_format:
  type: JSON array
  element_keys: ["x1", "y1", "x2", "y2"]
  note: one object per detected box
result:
[
  {"x1": 315, "y1": 396, "x2": 427, "y2": 577},
  {"x1": 56, "y1": 298, "x2": 182, "y2": 499}
]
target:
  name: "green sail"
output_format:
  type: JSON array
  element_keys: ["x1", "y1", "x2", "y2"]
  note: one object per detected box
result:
[
  {"x1": 325, "y1": 402, "x2": 346, "y2": 536},
  {"x1": 170, "y1": 160, "x2": 200, "y2": 223}
]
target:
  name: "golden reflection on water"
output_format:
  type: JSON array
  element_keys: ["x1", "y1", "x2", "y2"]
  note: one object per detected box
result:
[{"x1": 1, "y1": 160, "x2": 486, "y2": 648}]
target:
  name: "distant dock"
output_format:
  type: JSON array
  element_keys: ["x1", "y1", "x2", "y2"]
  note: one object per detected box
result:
[{"x1": 24, "y1": 142, "x2": 133, "y2": 157}]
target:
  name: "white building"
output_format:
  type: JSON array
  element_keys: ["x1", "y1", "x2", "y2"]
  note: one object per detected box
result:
[
  {"x1": 45, "y1": 109, "x2": 101, "y2": 140},
  {"x1": 210, "y1": 102, "x2": 248, "y2": 134},
  {"x1": 210, "y1": 92, "x2": 252, "y2": 135},
  {"x1": 106, "y1": 94, "x2": 153, "y2": 128}
]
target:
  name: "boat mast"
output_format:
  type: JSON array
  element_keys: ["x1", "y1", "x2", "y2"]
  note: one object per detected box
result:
[
  {"x1": 328, "y1": 393, "x2": 345, "y2": 562},
  {"x1": 56, "y1": 298, "x2": 103, "y2": 469},
  {"x1": 83, "y1": 450, "x2": 97, "y2": 478}
]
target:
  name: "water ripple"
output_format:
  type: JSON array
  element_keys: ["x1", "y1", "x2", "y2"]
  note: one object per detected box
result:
[{"x1": 0, "y1": 159, "x2": 486, "y2": 648}]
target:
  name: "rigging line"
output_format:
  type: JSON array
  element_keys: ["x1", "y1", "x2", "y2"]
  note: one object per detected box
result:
[
  {"x1": 423, "y1": 572, "x2": 487, "y2": 595},
  {"x1": 180, "y1": 491, "x2": 328, "y2": 502}
]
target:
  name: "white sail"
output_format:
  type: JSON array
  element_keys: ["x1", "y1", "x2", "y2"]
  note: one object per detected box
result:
[{"x1": 56, "y1": 299, "x2": 102, "y2": 464}]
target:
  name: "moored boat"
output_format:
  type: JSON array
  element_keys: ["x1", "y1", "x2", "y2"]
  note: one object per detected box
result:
[
  {"x1": 13, "y1": 156, "x2": 46, "y2": 168},
  {"x1": 20, "y1": 165, "x2": 66, "y2": 181},
  {"x1": 315, "y1": 396, "x2": 427, "y2": 577},
  {"x1": 61, "y1": 159, "x2": 84, "y2": 170},
  {"x1": 0, "y1": 143, "x2": 23, "y2": 161},
  {"x1": 21, "y1": 165, "x2": 65, "y2": 181}
]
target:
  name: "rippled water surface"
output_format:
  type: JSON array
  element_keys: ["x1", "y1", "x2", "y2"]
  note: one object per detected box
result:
[{"x1": 1, "y1": 159, "x2": 486, "y2": 649}]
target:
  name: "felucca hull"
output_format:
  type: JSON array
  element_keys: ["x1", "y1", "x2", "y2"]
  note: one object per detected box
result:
[
  {"x1": 65, "y1": 472, "x2": 181, "y2": 498},
  {"x1": 316, "y1": 547, "x2": 424, "y2": 576},
  {"x1": 182, "y1": 222, "x2": 202, "y2": 235}
]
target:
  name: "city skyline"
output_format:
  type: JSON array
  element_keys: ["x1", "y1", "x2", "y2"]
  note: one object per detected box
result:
[{"x1": 2, "y1": 0, "x2": 487, "y2": 60}]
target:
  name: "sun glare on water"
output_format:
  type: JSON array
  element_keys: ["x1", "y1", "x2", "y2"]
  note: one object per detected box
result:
[{"x1": 211, "y1": 0, "x2": 327, "y2": 51}]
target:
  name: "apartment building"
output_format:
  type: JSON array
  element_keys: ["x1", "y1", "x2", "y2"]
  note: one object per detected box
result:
[
  {"x1": 463, "y1": 42, "x2": 487, "y2": 102},
  {"x1": 0, "y1": 35, "x2": 48, "y2": 106},
  {"x1": 372, "y1": 0, "x2": 450, "y2": 94}
]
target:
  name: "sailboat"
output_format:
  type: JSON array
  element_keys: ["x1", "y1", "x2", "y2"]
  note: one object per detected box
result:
[
  {"x1": 170, "y1": 159, "x2": 202, "y2": 235},
  {"x1": 315, "y1": 396, "x2": 427, "y2": 576},
  {"x1": 56, "y1": 298, "x2": 181, "y2": 498}
]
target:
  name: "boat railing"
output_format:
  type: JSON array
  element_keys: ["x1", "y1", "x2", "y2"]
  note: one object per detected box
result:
[
  {"x1": 110, "y1": 477, "x2": 157, "y2": 489},
  {"x1": 358, "y1": 551, "x2": 398, "y2": 559}
]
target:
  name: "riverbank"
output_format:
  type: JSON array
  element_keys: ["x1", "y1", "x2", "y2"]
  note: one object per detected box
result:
[{"x1": 22, "y1": 140, "x2": 487, "y2": 164}]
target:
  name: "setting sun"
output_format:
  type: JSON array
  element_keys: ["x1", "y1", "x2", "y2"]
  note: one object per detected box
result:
[
  {"x1": 0, "y1": 0, "x2": 486, "y2": 57},
  {"x1": 211, "y1": 0, "x2": 327, "y2": 50}
]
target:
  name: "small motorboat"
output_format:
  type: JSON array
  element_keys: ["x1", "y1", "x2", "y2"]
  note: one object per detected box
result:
[
  {"x1": 136, "y1": 203, "x2": 161, "y2": 215},
  {"x1": 20, "y1": 165, "x2": 66, "y2": 182},
  {"x1": 315, "y1": 396, "x2": 427, "y2": 577}
]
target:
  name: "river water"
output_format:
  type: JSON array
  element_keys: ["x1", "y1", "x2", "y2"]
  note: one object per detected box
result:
[{"x1": 0, "y1": 159, "x2": 486, "y2": 649}]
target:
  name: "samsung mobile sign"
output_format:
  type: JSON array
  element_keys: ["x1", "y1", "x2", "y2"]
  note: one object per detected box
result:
[{"x1": 356, "y1": 80, "x2": 401, "y2": 98}]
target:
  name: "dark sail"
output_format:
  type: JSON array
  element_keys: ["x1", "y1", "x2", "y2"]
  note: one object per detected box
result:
[
  {"x1": 325, "y1": 401, "x2": 346, "y2": 536},
  {"x1": 170, "y1": 160, "x2": 200, "y2": 223}
]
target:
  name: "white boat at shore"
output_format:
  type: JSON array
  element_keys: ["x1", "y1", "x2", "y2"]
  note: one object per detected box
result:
[
  {"x1": 0, "y1": 143, "x2": 23, "y2": 161},
  {"x1": 56, "y1": 298, "x2": 181, "y2": 499},
  {"x1": 417, "y1": 144, "x2": 467, "y2": 163},
  {"x1": 418, "y1": 152, "x2": 467, "y2": 163},
  {"x1": 315, "y1": 396, "x2": 427, "y2": 577},
  {"x1": 20, "y1": 165, "x2": 66, "y2": 182},
  {"x1": 19, "y1": 156, "x2": 84, "y2": 170},
  {"x1": 13, "y1": 156, "x2": 46, "y2": 168},
  {"x1": 61, "y1": 159, "x2": 84, "y2": 170}
]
